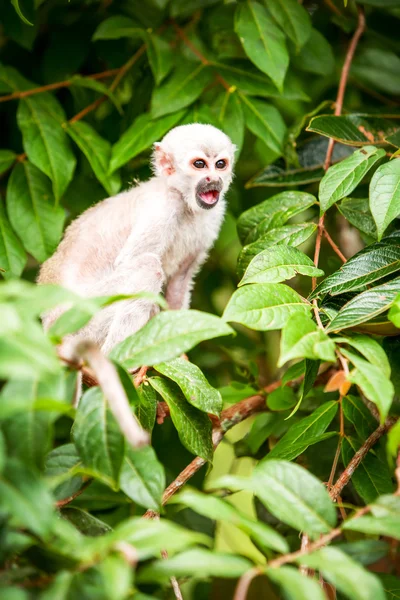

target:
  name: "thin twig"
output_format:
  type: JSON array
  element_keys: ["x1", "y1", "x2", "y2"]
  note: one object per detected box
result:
[
  {"x1": 323, "y1": 229, "x2": 347, "y2": 263},
  {"x1": 330, "y1": 417, "x2": 396, "y2": 502},
  {"x1": 172, "y1": 19, "x2": 231, "y2": 90},
  {"x1": 161, "y1": 549, "x2": 184, "y2": 600},
  {"x1": 69, "y1": 45, "x2": 146, "y2": 124},
  {"x1": 268, "y1": 505, "x2": 370, "y2": 569},
  {"x1": 312, "y1": 6, "x2": 366, "y2": 308},
  {"x1": 0, "y1": 68, "x2": 120, "y2": 103},
  {"x1": 233, "y1": 567, "x2": 262, "y2": 600},
  {"x1": 55, "y1": 479, "x2": 92, "y2": 508}
]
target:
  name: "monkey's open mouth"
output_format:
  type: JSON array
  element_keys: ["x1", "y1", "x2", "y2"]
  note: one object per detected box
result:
[
  {"x1": 199, "y1": 190, "x2": 220, "y2": 205},
  {"x1": 196, "y1": 179, "x2": 223, "y2": 210}
]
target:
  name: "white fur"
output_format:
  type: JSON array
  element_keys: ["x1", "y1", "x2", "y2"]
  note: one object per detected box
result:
[{"x1": 38, "y1": 123, "x2": 235, "y2": 356}]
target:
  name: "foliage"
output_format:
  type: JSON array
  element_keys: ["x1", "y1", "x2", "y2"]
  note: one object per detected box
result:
[{"x1": 1, "y1": 0, "x2": 400, "y2": 598}]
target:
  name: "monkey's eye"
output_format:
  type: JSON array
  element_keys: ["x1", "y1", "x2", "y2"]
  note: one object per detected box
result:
[
  {"x1": 215, "y1": 159, "x2": 227, "y2": 169},
  {"x1": 193, "y1": 159, "x2": 207, "y2": 169}
]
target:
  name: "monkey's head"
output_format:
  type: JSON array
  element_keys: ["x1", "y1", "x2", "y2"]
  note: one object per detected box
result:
[{"x1": 153, "y1": 123, "x2": 236, "y2": 211}]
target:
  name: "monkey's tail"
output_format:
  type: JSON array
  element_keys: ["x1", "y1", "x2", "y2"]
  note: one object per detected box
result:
[{"x1": 72, "y1": 341, "x2": 150, "y2": 448}]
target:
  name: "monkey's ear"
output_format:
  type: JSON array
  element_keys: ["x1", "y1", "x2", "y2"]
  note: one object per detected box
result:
[{"x1": 152, "y1": 142, "x2": 175, "y2": 177}]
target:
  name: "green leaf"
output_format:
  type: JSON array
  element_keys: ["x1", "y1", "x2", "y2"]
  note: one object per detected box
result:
[
  {"x1": 6, "y1": 162, "x2": 65, "y2": 263},
  {"x1": 120, "y1": 445, "x2": 165, "y2": 510},
  {"x1": 326, "y1": 276, "x2": 400, "y2": 332},
  {"x1": 337, "y1": 335, "x2": 391, "y2": 378},
  {"x1": 292, "y1": 28, "x2": 335, "y2": 75},
  {"x1": 154, "y1": 358, "x2": 222, "y2": 416},
  {"x1": 237, "y1": 191, "x2": 316, "y2": 245},
  {"x1": 389, "y1": 292, "x2": 400, "y2": 327},
  {"x1": 240, "y1": 95, "x2": 286, "y2": 155},
  {"x1": 66, "y1": 122, "x2": 121, "y2": 196},
  {"x1": 112, "y1": 517, "x2": 210, "y2": 561},
  {"x1": 92, "y1": 15, "x2": 144, "y2": 41},
  {"x1": 62, "y1": 506, "x2": 112, "y2": 537},
  {"x1": 380, "y1": 574, "x2": 400, "y2": 600},
  {"x1": 11, "y1": 0, "x2": 33, "y2": 26},
  {"x1": 45, "y1": 443, "x2": 83, "y2": 502},
  {"x1": 217, "y1": 89, "x2": 245, "y2": 155},
  {"x1": 70, "y1": 75, "x2": 122, "y2": 113},
  {"x1": 0, "y1": 458, "x2": 55, "y2": 538},
  {"x1": 223, "y1": 283, "x2": 310, "y2": 331},
  {"x1": 110, "y1": 309, "x2": 233, "y2": 370},
  {"x1": 240, "y1": 246, "x2": 323, "y2": 286},
  {"x1": 386, "y1": 129, "x2": 400, "y2": 148},
  {"x1": 146, "y1": 32, "x2": 174, "y2": 85},
  {"x1": 342, "y1": 395, "x2": 378, "y2": 440},
  {"x1": 245, "y1": 413, "x2": 283, "y2": 453},
  {"x1": 297, "y1": 547, "x2": 386, "y2": 600},
  {"x1": 311, "y1": 241, "x2": 400, "y2": 298},
  {"x1": 171, "y1": 488, "x2": 288, "y2": 553},
  {"x1": 0, "y1": 321, "x2": 60, "y2": 379},
  {"x1": 149, "y1": 377, "x2": 213, "y2": 461},
  {"x1": 265, "y1": 0, "x2": 312, "y2": 51},
  {"x1": 151, "y1": 61, "x2": 212, "y2": 119},
  {"x1": 279, "y1": 313, "x2": 336, "y2": 366},
  {"x1": 265, "y1": 401, "x2": 338, "y2": 461},
  {"x1": 307, "y1": 114, "x2": 400, "y2": 147},
  {"x1": 235, "y1": 1, "x2": 288, "y2": 91},
  {"x1": 338, "y1": 197, "x2": 377, "y2": 239},
  {"x1": 319, "y1": 146, "x2": 385, "y2": 214},
  {"x1": 387, "y1": 418, "x2": 400, "y2": 463},
  {"x1": 267, "y1": 566, "x2": 326, "y2": 600},
  {"x1": 0, "y1": 374, "x2": 67, "y2": 469},
  {"x1": 136, "y1": 383, "x2": 157, "y2": 433},
  {"x1": 267, "y1": 387, "x2": 296, "y2": 411},
  {"x1": 342, "y1": 437, "x2": 394, "y2": 503},
  {"x1": 237, "y1": 224, "x2": 317, "y2": 277},
  {"x1": 341, "y1": 348, "x2": 394, "y2": 422},
  {"x1": 0, "y1": 200, "x2": 26, "y2": 278},
  {"x1": 370, "y1": 158, "x2": 400, "y2": 240},
  {"x1": 72, "y1": 387, "x2": 125, "y2": 489},
  {"x1": 351, "y1": 47, "x2": 400, "y2": 96},
  {"x1": 138, "y1": 548, "x2": 252, "y2": 582},
  {"x1": 0, "y1": 149, "x2": 16, "y2": 175},
  {"x1": 214, "y1": 62, "x2": 309, "y2": 101},
  {"x1": 110, "y1": 110, "x2": 186, "y2": 173},
  {"x1": 17, "y1": 94, "x2": 76, "y2": 200},
  {"x1": 344, "y1": 512, "x2": 400, "y2": 541},
  {"x1": 252, "y1": 459, "x2": 337, "y2": 539}
]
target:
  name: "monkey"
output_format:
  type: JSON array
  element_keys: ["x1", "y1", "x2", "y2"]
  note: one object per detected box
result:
[{"x1": 38, "y1": 123, "x2": 236, "y2": 358}]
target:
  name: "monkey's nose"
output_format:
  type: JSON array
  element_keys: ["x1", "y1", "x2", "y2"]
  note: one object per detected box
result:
[{"x1": 206, "y1": 177, "x2": 210, "y2": 182}]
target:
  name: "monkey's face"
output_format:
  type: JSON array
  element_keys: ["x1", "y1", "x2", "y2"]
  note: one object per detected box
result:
[
  {"x1": 183, "y1": 154, "x2": 233, "y2": 211},
  {"x1": 153, "y1": 124, "x2": 236, "y2": 211}
]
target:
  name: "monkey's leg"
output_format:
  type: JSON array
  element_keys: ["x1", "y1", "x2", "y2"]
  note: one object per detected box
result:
[
  {"x1": 100, "y1": 253, "x2": 165, "y2": 354},
  {"x1": 165, "y1": 254, "x2": 204, "y2": 310}
]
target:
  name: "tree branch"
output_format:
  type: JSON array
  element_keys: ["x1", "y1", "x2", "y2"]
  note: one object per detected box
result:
[
  {"x1": 330, "y1": 417, "x2": 396, "y2": 502},
  {"x1": 312, "y1": 4, "x2": 366, "y2": 321},
  {"x1": 0, "y1": 68, "x2": 120, "y2": 103}
]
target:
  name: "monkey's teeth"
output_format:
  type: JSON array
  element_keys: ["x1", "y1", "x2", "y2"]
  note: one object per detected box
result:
[{"x1": 200, "y1": 190, "x2": 219, "y2": 204}]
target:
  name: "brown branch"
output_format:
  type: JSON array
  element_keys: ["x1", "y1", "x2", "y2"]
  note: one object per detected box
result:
[
  {"x1": 69, "y1": 45, "x2": 146, "y2": 124},
  {"x1": 268, "y1": 505, "x2": 370, "y2": 569},
  {"x1": 323, "y1": 229, "x2": 347, "y2": 263},
  {"x1": 171, "y1": 19, "x2": 231, "y2": 91},
  {"x1": 330, "y1": 417, "x2": 396, "y2": 502},
  {"x1": 233, "y1": 567, "x2": 263, "y2": 600},
  {"x1": 0, "y1": 68, "x2": 120, "y2": 103},
  {"x1": 55, "y1": 479, "x2": 92, "y2": 508},
  {"x1": 312, "y1": 4, "x2": 366, "y2": 312}
]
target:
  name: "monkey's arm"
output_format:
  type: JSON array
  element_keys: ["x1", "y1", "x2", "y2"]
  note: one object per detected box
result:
[{"x1": 165, "y1": 253, "x2": 206, "y2": 310}]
